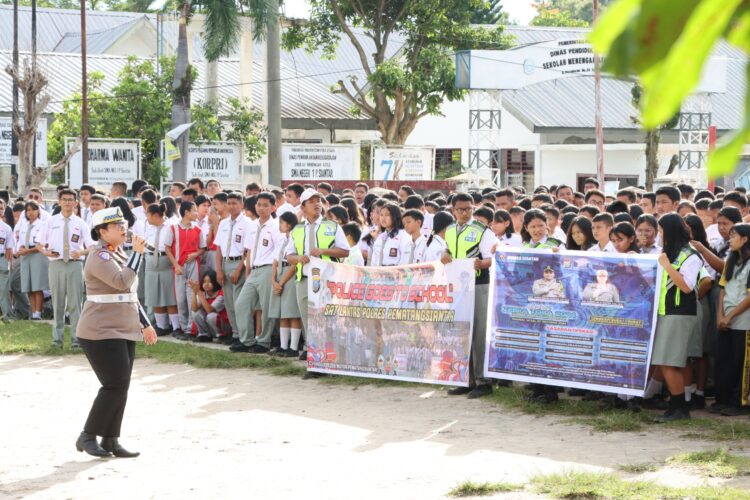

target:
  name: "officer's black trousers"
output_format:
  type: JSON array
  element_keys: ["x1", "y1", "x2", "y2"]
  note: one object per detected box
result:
[
  {"x1": 714, "y1": 329, "x2": 748, "y2": 407},
  {"x1": 79, "y1": 338, "x2": 136, "y2": 438}
]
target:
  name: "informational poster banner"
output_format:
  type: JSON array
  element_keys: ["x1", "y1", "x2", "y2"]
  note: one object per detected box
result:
[
  {"x1": 306, "y1": 257, "x2": 476, "y2": 386},
  {"x1": 282, "y1": 144, "x2": 359, "y2": 180},
  {"x1": 67, "y1": 138, "x2": 140, "y2": 188},
  {"x1": 164, "y1": 142, "x2": 241, "y2": 182},
  {"x1": 0, "y1": 117, "x2": 47, "y2": 166},
  {"x1": 372, "y1": 147, "x2": 434, "y2": 181},
  {"x1": 485, "y1": 248, "x2": 662, "y2": 396}
]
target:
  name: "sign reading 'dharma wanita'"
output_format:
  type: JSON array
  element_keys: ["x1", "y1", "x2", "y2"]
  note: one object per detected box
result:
[
  {"x1": 165, "y1": 142, "x2": 241, "y2": 182},
  {"x1": 282, "y1": 144, "x2": 360, "y2": 180},
  {"x1": 68, "y1": 138, "x2": 141, "y2": 188},
  {"x1": 0, "y1": 117, "x2": 47, "y2": 166}
]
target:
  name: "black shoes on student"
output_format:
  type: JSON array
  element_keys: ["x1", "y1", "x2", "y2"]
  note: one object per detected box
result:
[
  {"x1": 653, "y1": 395, "x2": 690, "y2": 423},
  {"x1": 75, "y1": 431, "x2": 111, "y2": 458},
  {"x1": 100, "y1": 437, "x2": 140, "y2": 458}
]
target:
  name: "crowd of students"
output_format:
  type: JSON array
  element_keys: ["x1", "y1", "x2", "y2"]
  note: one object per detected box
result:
[{"x1": 1, "y1": 176, "x2": 749, "y2": 423}]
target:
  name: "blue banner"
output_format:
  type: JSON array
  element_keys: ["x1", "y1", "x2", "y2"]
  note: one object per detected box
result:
[{"x1": 484, "y1": 248, "x2": 662, "y2": 396}]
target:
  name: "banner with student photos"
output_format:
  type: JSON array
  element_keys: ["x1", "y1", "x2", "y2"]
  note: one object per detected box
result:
[
  {"x1": 485, "y1": 248, "x2": 663, "y2": 396},
  {"x1": 306, "y1": 257, "x2": 475, "y2": 386}
]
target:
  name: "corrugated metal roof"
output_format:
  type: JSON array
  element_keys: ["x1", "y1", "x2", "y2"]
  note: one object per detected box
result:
[
  {"x1": 53, "y1": 16, "x2": 150, "y2": 54},
  {"x1": 0, "y1": 50, "x2": 365, "y2": 123},
  {"x1": 503, "y1": 25, "x2": 590, "y2": 46},
  {"x1": 502, "y1": 52, "x2": 746, "y2": 131}
]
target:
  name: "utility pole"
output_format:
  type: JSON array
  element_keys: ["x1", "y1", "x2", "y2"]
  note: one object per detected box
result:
[
  {"x1": 593, "y1": 0, "x2": 604, "y2": 186},
  {"x1": 11, "y1": 0, "x2": 19, "y2": 192},
  {"x1": 80, "y1": 0, "x2": 89, "y2": 183},
  {"x1": 32, "y1": 0, "x2": 37, "y2": 172},
  {"x1": 266, "y1": 0, "x2": 282, "y2": 186}
]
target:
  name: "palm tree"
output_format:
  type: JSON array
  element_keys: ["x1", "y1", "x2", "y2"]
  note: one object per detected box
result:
[{"x1": 170, "y1": 0, "x2": 278, "y2": 182}]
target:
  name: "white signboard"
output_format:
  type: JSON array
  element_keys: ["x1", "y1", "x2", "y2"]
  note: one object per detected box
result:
[
  {"x1": 165, "y1": 142, "x2": 241, "y2": 182},
  {"x1": 67, "y1": 138, "x2": 141, "y2": 188},
  {"x1": 372, "y1": 147, "x2": 434, "y2": 181},
  {"x1": 0, "y1": 117, "x2": 47, "y2": 165},
  {"x1": 457, "y1": 40, "x2": 727, "y2": 93},
  {"x1": 282, "y1": 143, "x2": 359, "y2": 180}
]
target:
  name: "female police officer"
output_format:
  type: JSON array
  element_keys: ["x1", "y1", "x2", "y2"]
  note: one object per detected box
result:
[{"x1": 75, "y1": 207, "x2": 157, "y2": 458}]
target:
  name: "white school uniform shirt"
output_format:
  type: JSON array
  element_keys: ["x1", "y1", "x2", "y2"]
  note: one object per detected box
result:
[
  {"x1": 36, "y1": 213, "x2": 93, "y2": 261},
  {"x1": 420, "y1": 212, "x2": 434, "y2": 237},
  {"x1": 675, "y1": 253, "x2": 703, "y2": 292},
  {"x1": 284, "y1": 215, "x2": 349, "y2": 277},
  {"x1": 144, "y1": 223, "x2": 172, "y2": 252},
  {"x1": 14, "y1": 218, "x2": 44, "y2": 251},
  {"x1": 552, "y1": 226, "x2": 567, "y2": 242},
  {"x1": 639, "y1": 244, "x2": 662, "y2": 255},
  {"x1": 215, "y1": 214, "x2": 248, "y2": 258},
  {"x1": 497, "y1": 233, "x2": 523, "y2": 248},
  {"x1": 195, "y1": 216, "x2": 211, "y2": 245},
  {"x1": 20, "y1": 207, "x2": 50, "y2": 226},
  {"x1": 132, "y1": 205, "x2": 146, "y2": 222},
  {"x1": 706, "y1": 224, "x2": 720, "y2": 242},
  {"x1": 420, "y1": 234, "x2": 448, "y2": 263},
  {"x1": 406, "y1": 234, "x2": 427, "y2": 264},
  {"x1": 590, "y1": 241, "x2": 617, "y2": 253},
  {"x1": 131, "y1": 218, "x2": 147, "y2": 238},
  {"x1": 276, "y1": 202, "x2": 299, "y2": 217},
  {"x1": 345, "y1": 244, "x2": 365, "y2": 266},
  {"x1": 371, "y1": 229, "x2": 411, "y2": 266},
  {"x1": 244, "y1": 217, "x2": 280, "y2": 267},
  {"x1": 0, "y1": 220, "x2": 15, "y2": 256}
]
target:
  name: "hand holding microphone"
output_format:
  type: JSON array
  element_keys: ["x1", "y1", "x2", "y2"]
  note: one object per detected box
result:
[{"x1": 127, "y1": 231, "x2": 154, "y2": 254}]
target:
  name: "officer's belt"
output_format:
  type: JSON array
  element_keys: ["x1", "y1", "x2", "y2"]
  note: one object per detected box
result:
[{"x1": 87, "y1": 293, "x2": 139, "y2": 304}]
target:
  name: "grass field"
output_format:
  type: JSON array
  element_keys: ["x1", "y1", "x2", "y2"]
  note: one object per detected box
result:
[{"x1": 4, "y1": 320, "x2": 750, "y2": 442}]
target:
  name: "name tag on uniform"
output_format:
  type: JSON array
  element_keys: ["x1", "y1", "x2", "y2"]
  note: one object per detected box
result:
[
  {"x1": 0, "y1": 237, "x2": 5, "y2": 245},
  {"x1": 235, "y1": 235, "x2": 241, "y2": 243},
  {"x1": 465, "y1": 233, "x2": 477, "y2": 243},
  {"x1": 71, "y1": 234, "x2": 80, "y2": 243},
  {"x1": 325, "y1": 229, "x2": 335, "y2": 236},
  {"x1": 262, "y1": 239, "x2": 269, "y2": 247},
  {"x1": 389, "y1": 248, "x2": 398, "y2": 257}
]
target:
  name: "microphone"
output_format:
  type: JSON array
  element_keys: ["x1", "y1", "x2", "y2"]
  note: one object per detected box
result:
[{"x1": 127, "y1": 230, "x2": 155, "y2": 252}]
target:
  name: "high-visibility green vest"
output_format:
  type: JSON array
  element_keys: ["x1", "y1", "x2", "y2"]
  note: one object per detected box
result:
[
  {"x1": 291, "y1": 219, "x2": 338, "y2": 281},
  {"x1": 523, "y1": 237, "x2": 562, "y2": 249},
  {"x1": 445, "y1": 221, "x2": 489, "y2": 283},
  {"x1": 658, "y1": 246, "x2": 698, "y2": 316}
]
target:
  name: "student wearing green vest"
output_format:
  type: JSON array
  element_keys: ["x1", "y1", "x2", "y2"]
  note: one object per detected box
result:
[
  {"x1": 285, "y1": 188, "x2": 349, "y2": 363},
  {"x1": 442, "y1": 193, "x2": 496, "y2": 399},
  {"x1": 521, "y1": 208, "x2": 564, "y2": 404},
  {"x1": 651, "y1": 213, "x2": 702, "y2": 423}
]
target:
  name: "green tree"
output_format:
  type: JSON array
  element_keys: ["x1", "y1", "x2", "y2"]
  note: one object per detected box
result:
[
  {"x1": 530, "y1": 7, "x2": 589, "y2": 27},
  {"x1": 533, "y1": 0, "x2": 614, "y2": 25},
  {"x1": 283, "y1": 0, "x2": 513, "y2": 145},
  {"x1": 224, "y1": 97, "x2": 267, "y2": 163},
  {"x1": 47, "y1": 57, "x2": 266, "y2": 186},
  {"x1": 591, "y1": 0, "x2": 750, "y2": 179},
  {"x1": 470, "y1": 0, "x2": 508, "y2": 25}
]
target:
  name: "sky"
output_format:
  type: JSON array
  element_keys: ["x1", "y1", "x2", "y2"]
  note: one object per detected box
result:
[{"x1": 282, "y1": 0, "x2": 537, "y2": 25}]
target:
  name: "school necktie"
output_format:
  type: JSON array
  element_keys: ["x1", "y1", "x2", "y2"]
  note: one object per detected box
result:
[
  {"x1": 226, "y1": 218, "x2": 236, "y2": 258},
  {"x1": 63, "y1": 218, "x2": 70, "y2": 262},
  {"x1": 251, "y1": 221, "x2": 266, "y2": 267},
  {"x1": 25, "y1": 222, "x2": 32, "y2": 247},
  {"x1": 153, "y1": 225, "x2": 162, "y2": 265},
  {"x1": 408, "y1": 240, "x2": 416, "y2": 264}
]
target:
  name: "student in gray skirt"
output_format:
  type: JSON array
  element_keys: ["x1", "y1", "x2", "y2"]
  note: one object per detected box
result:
[
  {"x1": 143, "y1": 204, "x2": 177, "y2": 336},
  {"x1": 270, "y1": 211, "x2": 302, "y2": 357},
  {"x1": 651, "y1": 213, "x2": 702, "y2": 423},
  {"x1": 16, "y1": 201, "x2": 49, "y2": 320}
]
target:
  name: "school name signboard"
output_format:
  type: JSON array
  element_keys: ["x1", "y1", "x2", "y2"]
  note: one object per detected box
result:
[
  {"x1": 0, "y1": 118, "x2": 47, "y2": 166},
  {"x1": 68, "y1": 138, "x2": 141, "y2": 188},
  {"x1": 282, "y1": 144, "x2": 360, "y2": 180}
]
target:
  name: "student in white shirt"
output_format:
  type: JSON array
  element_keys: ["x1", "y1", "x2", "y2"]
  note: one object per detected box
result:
[
  {"x1": 590, "y1": 212, "x2": 617, "y2": 253},
  {"x1": 420, "y1": 211, "x2": 454, "y2": 263},
  {"x1": 16, "y1": 201, "x2": 48, "y2": 320},
  {"x1": 565, "y1": 216, "x2": 595, "y2": 251},
  {"x1": 342, "y1": 222, "x2": 365, "y2": 266},
  {"x1": 402, "y1": 209, "x2": 427, "y2": 265},
  {"x1": 0, "y1": 215, "x2": 14, "y2": 318},
  {"x1": 143, "y1": 204, "x2": 178, "y2": 336},
  {"x1": 542, "y1": 204, "x2": 567, "y2": 242},
  {"x1": 635, "y1": 214, "x2": 662, "y2": 255},
  {"x1": 492, "y1": 209, "x2": 522, "y2": 248},
  {"x1": 270, "y1": 211, "x2": 303, "y2": 356},
  {"x1": 276, "y1": 183, "x2": 303, "y2": 217},
  {"x1": 369, "y1": 203, "x2": 411, "y2": 266},
  {"x1": 360, "y1": 199, "x2": 387, "y2": 264},
  {"x1": 215, "y1": 193, "x2": 247, "y2": 343}
]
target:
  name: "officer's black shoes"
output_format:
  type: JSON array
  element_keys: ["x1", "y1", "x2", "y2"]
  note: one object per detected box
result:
[
  {"x1": 447, "y1": 386, "x2": 473, "y2": 396},
  {"x1": 155, "y1": 326, "x2": 172, "y2": 337},
  {"x1": 100, "y1": 437, "x2": 140, "y2": 458},
  {"x1": 467, "y1": 384, "x2": 493, "y2": 399},
  {"x1": 707, "y1": 402, "x2": 728, "y2": 414},
  {"x1": 76, "y1": 431, "x2": 111, "y2": 458}
]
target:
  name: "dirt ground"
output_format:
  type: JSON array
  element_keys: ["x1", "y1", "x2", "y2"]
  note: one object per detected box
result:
[{"x1": 0, "y1": 353, "x2": 739, "y2": 499}]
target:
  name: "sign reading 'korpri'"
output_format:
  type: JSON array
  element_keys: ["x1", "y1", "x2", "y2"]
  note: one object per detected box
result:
[{"x1": 164, "y1": 142, "x2": 241, "y2": 182}]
